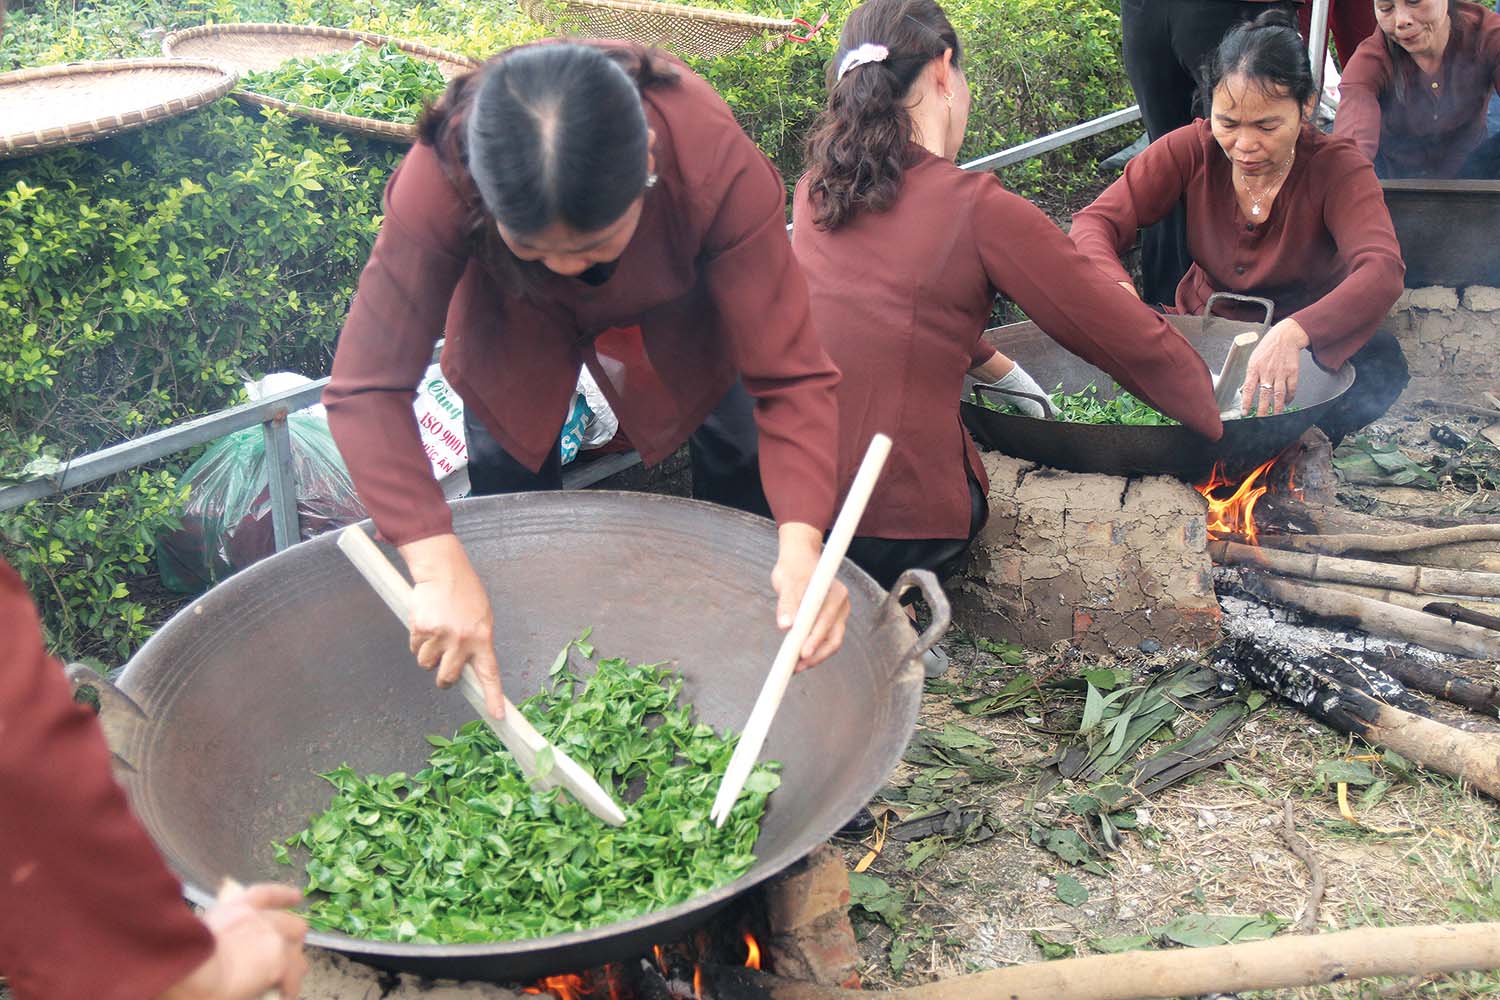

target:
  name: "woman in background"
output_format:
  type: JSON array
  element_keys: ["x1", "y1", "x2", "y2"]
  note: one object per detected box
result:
[
  {"x1": 1072, "y1": 11, "x2": 1407, "y2": 442},
  {"x1": 1335, "y1": 0, "x2": 1500, "y2": 177}
]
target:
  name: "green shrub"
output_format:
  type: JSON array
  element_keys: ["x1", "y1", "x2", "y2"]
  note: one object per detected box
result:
[{"x1": 0, "y1": 99, "x2": 402, "y2": 658}]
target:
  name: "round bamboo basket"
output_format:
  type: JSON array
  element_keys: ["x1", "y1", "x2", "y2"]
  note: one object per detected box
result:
[
  {"x1": 521, "y1": 0, "x2": 796, "y2": 58},
  {"x1": 162, "y1": 23, "x2": 479, "y2": 143},
  {"x1": 0, "y1": 58, "x2": 237, "y2": 159}
]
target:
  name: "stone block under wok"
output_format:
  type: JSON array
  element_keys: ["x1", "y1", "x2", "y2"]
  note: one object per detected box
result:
[{"x1": 950, "y1": 452, "x2": 1220, "y2": 653}]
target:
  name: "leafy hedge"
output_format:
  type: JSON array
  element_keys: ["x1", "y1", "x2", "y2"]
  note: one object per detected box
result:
[{"x1": 0, "y1": 0, "x2": 1127, "y2": 661}]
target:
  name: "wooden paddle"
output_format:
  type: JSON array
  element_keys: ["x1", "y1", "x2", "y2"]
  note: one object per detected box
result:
[
  {"x1": 336, "y1": 525, "x2": 627, "y2": 826},
  {"x1": 709, "y1": 434, "x2": 894, "y2": 828}
]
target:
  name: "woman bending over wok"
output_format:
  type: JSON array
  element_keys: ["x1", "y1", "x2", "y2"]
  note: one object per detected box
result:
[
  {"x1": 325, "y1": 41, "x2": 849, "y2": 711},
  {"x1": 1071, "y1": 11, "x2": 1408, "y2": 444},
  {"x1": 1335, "y1": 0, "x2": 1500, "y2": 178},
  {"x1": 791, "y1": 0, "x2": 1225, "y2": 600}
]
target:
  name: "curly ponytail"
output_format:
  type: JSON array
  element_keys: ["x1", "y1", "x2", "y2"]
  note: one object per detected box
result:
[{"x1": 803, "y1": 0, "x2": 960, "y2": 230}]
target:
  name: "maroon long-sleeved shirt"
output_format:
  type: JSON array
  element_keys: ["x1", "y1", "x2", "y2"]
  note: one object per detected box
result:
[
  {"x1": 791, "y1": 148, "x2": 1224, "y2": 540},
  {"x1": 1335, "y1": 1, "x2": 1500, "y2": 178},
  {"x1": 1071, "y1": 120, "x2": 1405, "y2": 371},
  {"x1": 324, "y1": 44, "x2": 840, "y2": 545},
  {"x1": 0, "y1": 561, "x2": 213, "y2": 999}
]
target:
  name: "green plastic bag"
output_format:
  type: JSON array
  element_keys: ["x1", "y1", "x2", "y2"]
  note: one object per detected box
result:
[{"x1": 158, "y1": 413, "x2": 365, "y2": 593}]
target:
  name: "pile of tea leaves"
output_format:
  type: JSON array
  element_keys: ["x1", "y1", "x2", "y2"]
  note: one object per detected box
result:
[
  {"x1": 276, "y1": 633, "x2": 779, "y2": 943},
  {"x1": 978, "y1": 382, "x2": 1180, "y2": 426},
  {"x1": 240, "y1": 43, "x2": 447, "y2": 123}
]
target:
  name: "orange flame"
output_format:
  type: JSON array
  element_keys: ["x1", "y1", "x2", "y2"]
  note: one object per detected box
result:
[
  {"x1": 524, "y1": 975, "x2": 587, "y2": 1000},
  {"x1": 743, "y1": 931, "x2": 762, "y2": 971},
  {"x1": 1197, "y1": 458, "x2": 1277, "y2": 544}
]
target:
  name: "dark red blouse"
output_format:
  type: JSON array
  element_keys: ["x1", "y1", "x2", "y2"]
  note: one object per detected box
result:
[
  {"x1": 792, "y1": 148, "x2": 1224, "y2": 540},
  {"x1": 0, "y1": 561, "x2": 213, "y2": 999},
  {"x1": 325, "y1": 44, "x2": 839, "y2": 544},
  {"x1": 1070, "y1": 120, "x2": 1405, "y2": 370},
  {"x1": 1335, "y1": 1, "x2": 1500, "y2": 178}
]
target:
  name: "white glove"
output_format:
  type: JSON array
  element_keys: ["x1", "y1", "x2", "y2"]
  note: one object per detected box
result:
[{"x1": 990, "y1": 364, "x2": 1055, "y2": 418}]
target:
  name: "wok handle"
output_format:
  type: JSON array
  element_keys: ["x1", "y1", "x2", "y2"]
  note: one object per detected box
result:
[
  {"x1": 882, "y1": 569, "x2": 951, "y2": 673},
  {"x1": 1202, "y1": 292, "x2": 1276, "y2": 338},
  {"x1": 65, "y1": 662, "x2": 148, "y2": 772},
  {"x1": 971, "y1": 381, "x2": 1054, "y2": 420}
]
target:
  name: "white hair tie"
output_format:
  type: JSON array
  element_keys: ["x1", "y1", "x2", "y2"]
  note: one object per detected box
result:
[{"x1": 836, "y1": 43, "x2": 890, "y2": 81}]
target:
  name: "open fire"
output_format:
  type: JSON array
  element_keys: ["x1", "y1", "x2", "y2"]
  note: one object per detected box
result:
[
  {"x1": 1196, "y1": 456, "x2": 1287, "y2": 543},
  {"x1": 523, "y1": 929, "x2": 764, "y2": 1000}
]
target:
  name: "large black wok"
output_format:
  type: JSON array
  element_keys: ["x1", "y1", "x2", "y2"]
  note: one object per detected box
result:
[
  {"x1": 76, "y1": 493, "x2": 942, "y2": 981},
  {"x1": 960, "y1": 298, "x2": 1356, "y2": 481}
]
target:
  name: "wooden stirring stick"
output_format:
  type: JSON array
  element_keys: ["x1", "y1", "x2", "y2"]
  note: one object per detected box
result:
[
  {"x1": 709, "y1": 434, "x2": 894, "y2": 828},
  {"x1": 336, "y1": 526, "x2": 627, "y2": 827},
  {"x1": 1213, "y1": 330, "x2": 1262, "y2": 416}
]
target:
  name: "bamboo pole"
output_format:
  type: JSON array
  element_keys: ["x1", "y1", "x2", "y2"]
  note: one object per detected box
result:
[
  {"x1": 702, "y1": 924, "x2": 1500, "y2": 1000},
  {"x1": 1318, "y1": 581, "x2": 1500, "y2": 616},
  {"x1": 1237, "y1": 571, "x2": 1500, "y2": 659},
  {"x1": 1256, "y1": 524, "x2": 1500, "y2": 556},
  {"x1": 1210, "y1": 539, "x2": 1500, "y2": 599}
]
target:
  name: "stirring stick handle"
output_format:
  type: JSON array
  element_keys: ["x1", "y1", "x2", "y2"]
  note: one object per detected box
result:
[
  {"x1": 334, "y1": 527, "x2": 628, "y2": 826},
  {"x1": 336, "y1": 526, "x2": 514, "y2": 722},
  {"x1": 710, "y1": 434, "x2": 893, "y2": 825}
]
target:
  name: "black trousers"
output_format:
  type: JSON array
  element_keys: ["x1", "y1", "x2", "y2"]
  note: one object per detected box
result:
[
  {"x1": 1120, "y1": 0, "x2": 1298, "y2": 304},
  {"x1": 844, "y1": 475, "x2": 988, "y2": 592},
  {"x1": 463, "y1": 381, "x2": 772, "y2": 518},
  {"x1": 1315, "y1": 328, "x2": 1410, "y2": 447}
]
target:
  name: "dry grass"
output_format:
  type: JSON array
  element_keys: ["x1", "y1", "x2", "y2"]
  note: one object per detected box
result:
[{"x1": 841, "y1": 638, "x2": 1500, "y2": 998}]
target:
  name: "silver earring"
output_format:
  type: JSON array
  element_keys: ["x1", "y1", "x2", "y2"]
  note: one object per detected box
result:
[{"x1": 645, "y1": 172, "x2": 658, "y2": 190}]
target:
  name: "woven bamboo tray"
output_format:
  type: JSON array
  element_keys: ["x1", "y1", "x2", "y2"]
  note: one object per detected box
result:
[
  {"x1": 0, "y1": 58, "x2": 237, "y2": 159},
  {"x1": 162, "y1": 23, "x2": 479, "y2": 143},
  {"x1": 521, "y1": 0, "x2": 796, "y2": 58}
]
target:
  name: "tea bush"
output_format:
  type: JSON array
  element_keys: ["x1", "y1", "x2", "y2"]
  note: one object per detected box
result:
[{"x1": 1, "y1": 0, "x2": 1128, "y2": 660}]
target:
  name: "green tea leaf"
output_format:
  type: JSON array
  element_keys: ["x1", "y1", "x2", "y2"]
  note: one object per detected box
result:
[
  {"x1": 1089, "y1": 933, "x2": 1154, "y2": 954},
  {"x1": 1054, "y1": 872, "x2": 1089, "y2": 906},
  {"x1": 1152, "y1": 913, "x2": 1284, "y2": 948}
]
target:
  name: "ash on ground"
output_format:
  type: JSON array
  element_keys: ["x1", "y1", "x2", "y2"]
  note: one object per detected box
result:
[{"x1": 1214, "y1": 568, "x2": 1453, "y2": 664}]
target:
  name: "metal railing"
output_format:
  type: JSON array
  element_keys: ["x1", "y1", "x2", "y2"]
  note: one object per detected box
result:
[{"x1": 0, "y1": 104, "x2": 1145, "y2": 552}]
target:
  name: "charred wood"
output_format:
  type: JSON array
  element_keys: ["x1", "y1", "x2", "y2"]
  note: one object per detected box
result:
[
  {"x1": 1424, "y1": 600, "x2": 1500, "y2": 632},
  {"x1": 1210, "y1": 637, "x2": 1500, "y2": 801},
  {"x1": 1336, "y1": 648, "x2": 1500, "y2": 719}
]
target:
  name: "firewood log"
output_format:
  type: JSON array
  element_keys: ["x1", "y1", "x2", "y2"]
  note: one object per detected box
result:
[
  {"x1": 1318, "y1": 581, "x2": 1500, "y2": 617},
  {"x1": 1257, "y1": 524, "x2": 1500, "y2": 555},
  {"x1": 1210, "y1": 539, "x2": 1500, "y2": 601}
]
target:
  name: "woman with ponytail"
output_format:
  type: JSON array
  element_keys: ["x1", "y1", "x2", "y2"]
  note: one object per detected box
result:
[
  {"x1": 793, "y1": 0, "x2": 1225, "y2": 609},
  {"x1": 325, "y1": 41, "x2": 849, "y2": 713},
  {"x1": 1072, "y1": 11, "x2": 1408, "y2": 443}
]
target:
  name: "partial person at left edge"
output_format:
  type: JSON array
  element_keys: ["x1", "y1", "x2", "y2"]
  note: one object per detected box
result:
[
  {"x1": 0, "y1": 561, "x2": 309, "y2": 999},
  {"x1": 323, "y1": 39, "x2": 851, "y2": 712}
]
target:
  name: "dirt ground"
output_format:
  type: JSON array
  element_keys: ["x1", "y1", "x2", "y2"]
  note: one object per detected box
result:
[
  {"x1": 835, "y1": 632, "x2": 1500, "y2": 998},
  {"x1": 836, "y1": 405, "x2": 1500, "y2": 999}
]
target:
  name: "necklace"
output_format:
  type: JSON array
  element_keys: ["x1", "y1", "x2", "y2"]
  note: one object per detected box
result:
[{"x1": 1239, "y1": 148, "x2": 1296, "y2": 218}]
